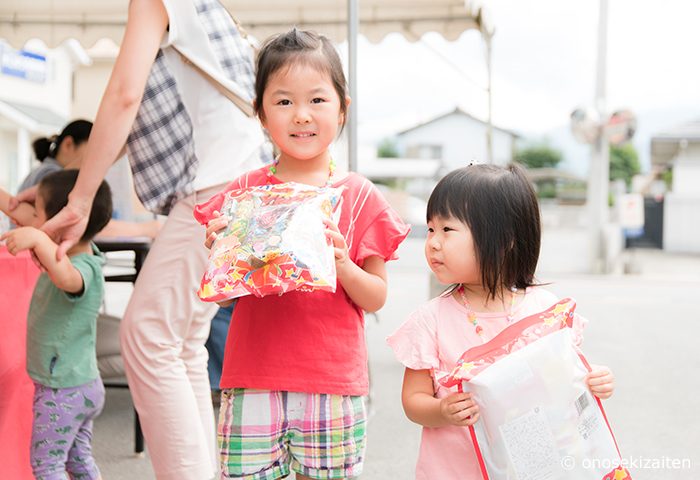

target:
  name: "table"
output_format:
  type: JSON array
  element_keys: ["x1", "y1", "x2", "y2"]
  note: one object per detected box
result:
[
  {"x1": 0, "y1": 246, "x2": 40, "y2": 479},
  {"x1": 94, "y1": 237, "x2": 151, "y2": 454}
]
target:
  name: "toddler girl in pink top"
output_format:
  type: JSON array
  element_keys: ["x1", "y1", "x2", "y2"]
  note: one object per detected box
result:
[{"x1": 387, "y1": 164, "x2": 615, "y2": 479}]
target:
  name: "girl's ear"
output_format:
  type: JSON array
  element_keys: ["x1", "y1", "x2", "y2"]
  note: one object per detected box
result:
[
  {"x1": 339, "y1": 96, "x2": 352, "y2": 125},
  {"x1": 61, "y1": 136, "x2": 75, "y2": 153},
  {"x1": 254, "y1": 99, "x2": 267, "y2": 127}
]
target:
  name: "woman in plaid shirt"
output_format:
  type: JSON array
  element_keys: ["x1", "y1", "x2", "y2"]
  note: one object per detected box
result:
[{"x1": 10, "y1": 1, "x2": 269, "y2": 478}]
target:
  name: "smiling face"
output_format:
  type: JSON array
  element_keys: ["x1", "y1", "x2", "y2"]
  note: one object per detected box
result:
[
  {"x1": 425, "y1": 215, "x2": 481, "y2": 286},
  {"x1": 259, "y1": 63, "x2": 347, "y2": 166}
]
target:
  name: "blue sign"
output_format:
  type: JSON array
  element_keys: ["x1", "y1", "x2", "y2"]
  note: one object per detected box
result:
[{"x1": 1, "y1": 47, "x2": 47, "y2": 83}]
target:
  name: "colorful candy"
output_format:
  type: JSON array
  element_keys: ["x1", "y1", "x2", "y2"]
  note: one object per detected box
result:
[{"x1": 198, "y1": 182, "x2": 343, "y2": 302}]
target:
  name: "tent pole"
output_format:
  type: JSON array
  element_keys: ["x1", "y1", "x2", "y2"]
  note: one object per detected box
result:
[
  {"x1": 485, "y1": 33, "x2": 493, "y2": 164},
  {"x1": 347, "y1": 0, "x2": 358, "y2": 172}
]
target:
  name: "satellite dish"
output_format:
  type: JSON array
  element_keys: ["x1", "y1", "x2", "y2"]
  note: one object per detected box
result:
[{"x1": 570, "y1": 108, "x2": 599, "y2": 145}]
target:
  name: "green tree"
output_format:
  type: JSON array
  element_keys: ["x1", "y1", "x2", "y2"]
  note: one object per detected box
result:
[
  {"x1": 609, "y1": 143, "x2": 641, "y2": 187},
  {"x1": 514, "y1": 144, "x2": 563, "y2": 169},
  {"x1": 377, "y1": 138, "x2": 399, "y2": 158}
]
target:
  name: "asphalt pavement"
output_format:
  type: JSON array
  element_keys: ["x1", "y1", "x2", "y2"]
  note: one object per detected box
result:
[{"x1": 93, "y1": 241, "x2": 700, "y2": 479}]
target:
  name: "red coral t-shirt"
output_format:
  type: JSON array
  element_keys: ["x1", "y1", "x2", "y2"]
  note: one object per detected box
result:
[{"x1": 194, "y1": 167, "x2": 410, "y2": 395}]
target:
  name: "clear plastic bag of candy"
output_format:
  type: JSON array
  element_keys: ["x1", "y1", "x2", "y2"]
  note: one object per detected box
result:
[
  {"x1": 440, "y1": 299, "x2": 632, "y2": 480},
  {"x1": 198, "y1": 182, "x2": 343, "y2": 302}
]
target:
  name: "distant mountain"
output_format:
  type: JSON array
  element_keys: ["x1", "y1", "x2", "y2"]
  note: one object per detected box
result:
[{"x1": 518, "y1": 107, "x2": 698, "y2": 176}]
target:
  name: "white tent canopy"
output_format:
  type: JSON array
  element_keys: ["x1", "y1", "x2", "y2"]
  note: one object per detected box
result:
[
  {"x1": 0, "y1": 0, "x2": 492, "y2": 48},
  {"x1": 0, "y1": 0, "x2": 494, "y2": 169}
]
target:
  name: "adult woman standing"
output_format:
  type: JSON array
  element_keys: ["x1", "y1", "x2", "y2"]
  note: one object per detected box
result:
[{"x1": 13, "y1": 1, "x2": 268, "y2": 478}]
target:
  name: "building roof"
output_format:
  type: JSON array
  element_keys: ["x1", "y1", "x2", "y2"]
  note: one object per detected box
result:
[
  {"x1": 396, "y1": 106, "x2": 519, "y2": 138},
  {"x1": 357, "y1": 156, "x2": 441, "y2": 180},
  {"x1": 0, "y1": 100, "x2": 66, "y2": 133},
  {"x1": 651, "y1": 118, "x2": 700, "y2": 166},
  {"x1": 524, "y1": 167, "x2": 584, "y2": 182}
]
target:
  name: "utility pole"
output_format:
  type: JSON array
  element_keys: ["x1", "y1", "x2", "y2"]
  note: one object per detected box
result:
[{"x1": 587, "y1": 0, "x2": 610, "y2": 273}]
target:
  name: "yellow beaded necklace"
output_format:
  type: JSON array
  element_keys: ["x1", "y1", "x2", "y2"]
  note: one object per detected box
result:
[
  {"x1": 457, "y1": 284, "x2": 518, "y2": 339},
  {"x1": 267, "y1": 157, "x2": 336, "y2": 187}
]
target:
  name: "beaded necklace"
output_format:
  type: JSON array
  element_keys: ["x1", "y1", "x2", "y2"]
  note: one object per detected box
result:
[
  {"x1": 267, "y1": 156, "x2": 336, "y2": 187},
  {"x1": 457, "y1": 284, "x2": 518, "y2": 338}
]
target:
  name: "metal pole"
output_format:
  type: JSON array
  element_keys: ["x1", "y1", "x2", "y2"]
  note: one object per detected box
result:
[
  {"x1": 587, "y1": 0, "x2": 610, "y2": 273},
  {"x1": 485, "y1": 33, "x2": 493, "y2": 164},
  {"x1": 347, "y1": 0, "x2": 358, "y2": 172}
]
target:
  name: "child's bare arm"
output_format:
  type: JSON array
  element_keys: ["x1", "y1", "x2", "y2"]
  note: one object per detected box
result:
[
  {"x1": 324, "y1": 219, "x2": 388, "y2": 312},
  {"x1": 402, "y1": 368, "x2": 480, "y2": 428},
  {"x1": 1, "y1": 227, "x2": 83, "y2": 293},
  {"x1": 0, "y1": 187, "x2": 36, "y2": 227},
  {"x1": 338, "y1": 255, "x2": 388, "y2": 312}
]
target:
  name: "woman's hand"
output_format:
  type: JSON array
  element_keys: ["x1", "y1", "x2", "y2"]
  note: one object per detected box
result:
[
  {"x1": 41, "y1": 196, "x2": 92, "y2": 260},
  {"x1": 205, "y1": 210, "x2": 229, "y2": 249},
  {"x1": 439, "y1": 392, "x2": 480, "y2": 427},
  {"x1": 9, "y1": 185, "x2": 38, "y2": 210},
  {"x1": 587, "y1": 364, "x2": 615, "y2": 399}
]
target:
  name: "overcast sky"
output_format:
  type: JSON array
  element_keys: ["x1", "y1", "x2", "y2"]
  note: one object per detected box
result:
[{"x1": 349, "y1": 0, "x2": 700, "y2": 163}]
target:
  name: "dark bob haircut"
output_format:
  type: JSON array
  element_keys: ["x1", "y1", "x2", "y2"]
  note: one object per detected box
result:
[
  {"x1": 426, "y1": 163, "x2": 541, "y2": 299},
  {"x1": 254, "y1": 28, "x2": 348, "y2": 131},
  {"x1": 38, "y1": 169, "x2": 113, "y2": 242}
]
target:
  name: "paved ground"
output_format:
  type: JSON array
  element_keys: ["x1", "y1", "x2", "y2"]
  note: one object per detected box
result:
[{"x1": 94, "y1": 241, "x2": 700, "y2": 479}]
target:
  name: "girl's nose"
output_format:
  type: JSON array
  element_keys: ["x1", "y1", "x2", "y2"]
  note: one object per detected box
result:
[
  {"x1": 428, "y1": 238, "x2": 441, "y2": 251},
  {"x1": 294, "y1": 108, "x2": 312, "y2": 124}
]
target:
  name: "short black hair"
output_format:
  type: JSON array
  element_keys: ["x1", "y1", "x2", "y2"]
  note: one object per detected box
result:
[
  {"x1": 38, "y1": 169, "x2": 112, "y2": 242},
  {"x1": 426, "y1": 163, "x2": 541, "y2": 299},
  {"x1": 254, "y1": 28, "x2": 348, "y2": 131}
]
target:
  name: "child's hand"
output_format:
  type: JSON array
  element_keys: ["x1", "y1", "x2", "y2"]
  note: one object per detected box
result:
[
  {"x1": 1, "y1": 226, "x2": 41, "y2": 255},
  {"x1": 204, "y1": 210, "x2": 229, "y2": 249},
  {"x1": 587, "y1": 364, "x2": 615, "y2": 399},
  {"x1": 439, "y1": 392, "x2": 480, "y2": 427},
  {"x1": 323, "y1": 218, "x2": 350, "y2": 271}
]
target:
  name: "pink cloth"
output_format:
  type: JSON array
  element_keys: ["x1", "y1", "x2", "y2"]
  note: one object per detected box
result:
[
  {"x1": 195, "y1": 167, "x2": 410, "y2": 395},
  {"x1": 0, "y1": 247, "x2": 40, "y2": 480},
  {"x1": 386, "y1": 287, "x2": 586, "y2": 480}
]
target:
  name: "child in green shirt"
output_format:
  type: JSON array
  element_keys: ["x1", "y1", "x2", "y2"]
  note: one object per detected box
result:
[{"x1": 1, "y1": 169, "x2": 112, "y2": 480}]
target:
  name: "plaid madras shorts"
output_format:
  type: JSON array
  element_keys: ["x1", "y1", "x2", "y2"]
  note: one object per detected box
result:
[{"x1": 218, "y1": 389, "x2": 367, "y2": 479}]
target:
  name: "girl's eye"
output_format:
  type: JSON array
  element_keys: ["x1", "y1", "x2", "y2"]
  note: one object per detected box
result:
[
  {"x1": 427, "y1": 227, "x2": 434, "y2": 233},
  {"x1": 442, "y1": 227, "x2": 454, "y2": 232},
  {"x1": 277, "y1": 99, "x2": 291, "y2": 106},
  {"x1": 311, "y1": 97, "x2": 326, "y2": 104}
]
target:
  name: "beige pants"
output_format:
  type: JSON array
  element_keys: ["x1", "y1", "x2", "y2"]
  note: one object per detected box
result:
[{"x1": 121, "y1": 186, "x2": 222, "y2": 480}]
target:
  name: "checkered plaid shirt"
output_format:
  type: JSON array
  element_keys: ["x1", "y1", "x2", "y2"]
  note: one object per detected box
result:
[{"x1": 127, "y1": 0, "x2": 267, "y2": 215}]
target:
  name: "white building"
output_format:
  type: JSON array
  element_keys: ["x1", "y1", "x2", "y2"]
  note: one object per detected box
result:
[
  {"x1": 0, "y1": 40, "x2": 90, "y2": 192},
  {"x1": 394, "y1": 107, "x2": 519, "y2": 171},
  {"x1": 651, "y1": 119, "x2": 700, "y2": 253}
]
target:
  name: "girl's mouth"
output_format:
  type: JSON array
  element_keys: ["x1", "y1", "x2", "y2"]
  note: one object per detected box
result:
[{"x1": 291, "y1": 132, "x2": 316, "y2": 137}]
